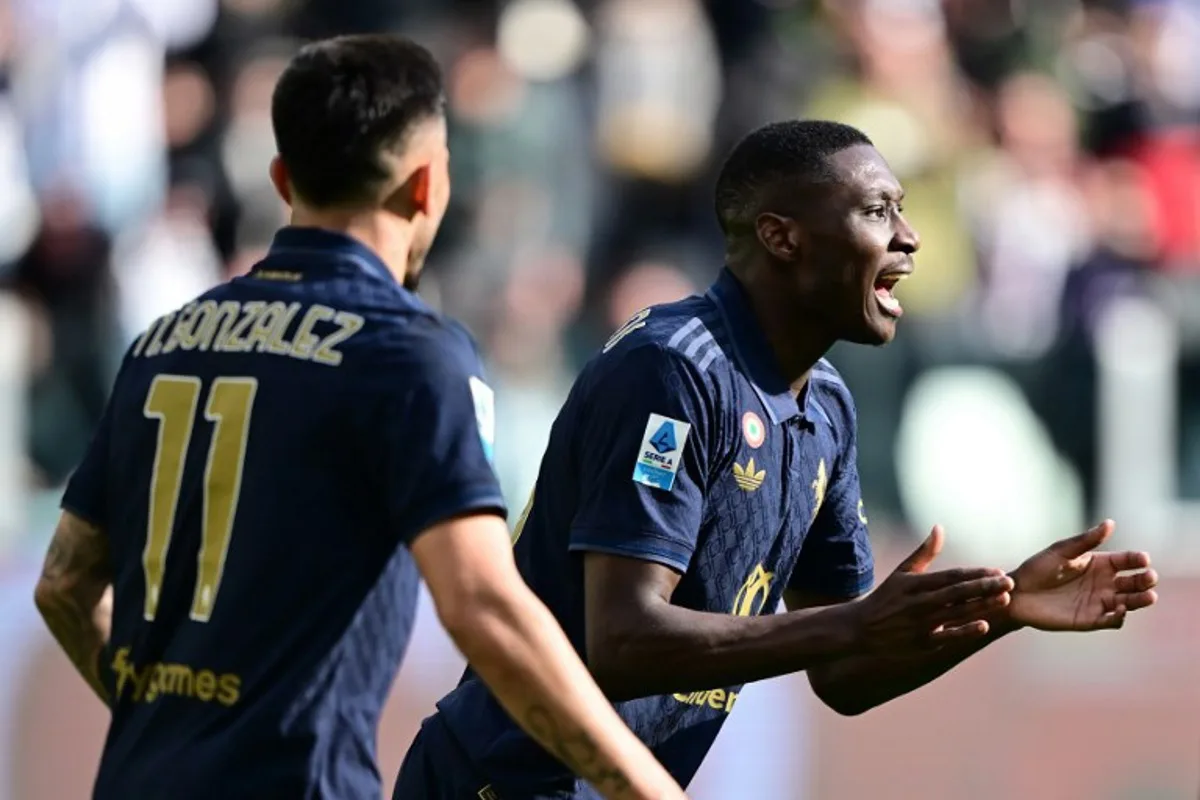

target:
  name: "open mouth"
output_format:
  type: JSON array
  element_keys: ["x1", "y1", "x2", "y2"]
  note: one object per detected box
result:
[{"x1": 873, "y1": 271, "x2": 907, "y2": 318}]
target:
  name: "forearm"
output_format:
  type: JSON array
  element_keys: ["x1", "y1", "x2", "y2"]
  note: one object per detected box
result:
[
  {"x1": 34, "y1": 583, "x2": 112, "y2": 706},
  {"x1": 593, "y1": 602, "x2": 858, "y2": 701},
  {"x1": 449, "y1": 589, "x2": 681, "y2": 800},
  {"x1": 35, "y1": 513, "x2": 114, "y2": 707},
  {"x1": 808, "y1": 613, "x2": 1021, "y2": 716}
]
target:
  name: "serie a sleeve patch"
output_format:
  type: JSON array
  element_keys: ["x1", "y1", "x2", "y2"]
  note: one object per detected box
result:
[{"x1": 632, "y1": 413, "x2": 692, "y2": 491}]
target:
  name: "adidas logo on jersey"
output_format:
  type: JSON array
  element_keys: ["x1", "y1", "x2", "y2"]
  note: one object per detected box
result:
[{"x1": 732, "y1": 458, "x2": 765, "y2": 492}]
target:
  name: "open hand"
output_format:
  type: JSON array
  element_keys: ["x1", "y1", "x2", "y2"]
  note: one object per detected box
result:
[
  {"x1": 850, "y1": 526, "x2": 1013, "y2": 655},
  {"x1": 1008, "y1": 520, "x2": 1158, "y2": 631}
]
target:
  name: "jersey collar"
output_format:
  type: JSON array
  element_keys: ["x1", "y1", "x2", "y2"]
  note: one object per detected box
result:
[
  {"x1": 707, "y1": 268, "x2": 805, "y2": 425},
  {"x1": 265, "y1": 226, "x2": 397, "y2": 284}
]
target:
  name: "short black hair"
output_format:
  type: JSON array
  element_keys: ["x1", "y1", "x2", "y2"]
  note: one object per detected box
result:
[
  {"x1": 271, "y1": 34, "x2": 445, "y2": 208},
  {"x1": 714, "y1": 120, "x2": 873, "y2": 235}
]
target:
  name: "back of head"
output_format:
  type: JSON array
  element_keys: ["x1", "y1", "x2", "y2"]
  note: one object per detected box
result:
[
  {"x1": 714, "y1": 119, "x2": 873, "y2": 239},
  {"x1": 271, "y1": 35, "x2": 445, "y2": 209}
]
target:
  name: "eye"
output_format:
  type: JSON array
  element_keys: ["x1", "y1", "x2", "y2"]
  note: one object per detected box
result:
[{"x1": 865, "y1": 206, "x2": 887, "y2": 220}]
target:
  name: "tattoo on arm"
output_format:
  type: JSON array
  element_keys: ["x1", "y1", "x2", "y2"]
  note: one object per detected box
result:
[
  {"x1": 522, "y1": 705, "x2": 634, "y2": 796},
  {"x1": 35, "y1": 514, "x2": 113, "y2": 706}
]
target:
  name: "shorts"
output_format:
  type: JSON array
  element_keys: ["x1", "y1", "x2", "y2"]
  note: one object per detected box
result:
[
  {"x1": 392, "y1": 715, "x2": 589, "y2": 800},
  {"x1": 392, "y1": 714, "x2": 501, "y2": 800}
]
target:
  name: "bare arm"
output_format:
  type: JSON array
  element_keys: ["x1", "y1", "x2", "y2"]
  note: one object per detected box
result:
[
  {"x1": 583, "y1": 549, "x2": 1013, "y2": 702},
  {"x1": 584, "y1": 554, "x2": 856, "y2": 699},
  {"x1": 411, "y1": 513, "x2": 684, "y2": 800},
  {"x1": 788, "y1": 589, "x2": 1018, "y2": 717},
  {"x1": 34, "y1": 511, "x2": 114, "y2": 706}
]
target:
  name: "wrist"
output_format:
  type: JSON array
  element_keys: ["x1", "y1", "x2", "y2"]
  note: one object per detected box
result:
[
  {"x1": 997, "y1": 572, "x2": 1027, "y2": 634},
  {"x1": 823, "y1": 598, "x2": 872, "y2": 657}
]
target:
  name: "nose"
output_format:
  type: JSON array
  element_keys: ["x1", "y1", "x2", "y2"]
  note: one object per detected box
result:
[{"x1": 893, "y1": 212, "x2": 921, "y2": 255}]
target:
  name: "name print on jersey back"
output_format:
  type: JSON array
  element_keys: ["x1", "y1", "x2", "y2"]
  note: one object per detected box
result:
[{"x1": 130, "y1": 298, "x2": 365, "y2": 366}]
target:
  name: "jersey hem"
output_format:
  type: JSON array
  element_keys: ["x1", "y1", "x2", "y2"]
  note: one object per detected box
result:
[
  {"x1": 403, "y1": 491, "x2": 508, "y2": 545},
  {"x1": 567, "y1": 534, "x2": 692, "y2": 573}
]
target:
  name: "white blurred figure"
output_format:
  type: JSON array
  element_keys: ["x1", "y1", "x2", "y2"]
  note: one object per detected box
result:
[
  {"x1": 9, "y1": 0, "x2": 169, "y2": 231},
  {"x1": 895, "y1": 367, "x2": 1085, "y2": 567},
  {"x1": 110, "y1": 181, "x2": 222, "y2": 343}
]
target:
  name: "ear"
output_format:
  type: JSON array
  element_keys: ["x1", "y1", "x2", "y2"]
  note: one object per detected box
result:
[
  {"x1": 755, "y1": 213, "x2": 804, "y2": 261},
  {"x1": 409, "y1": 164, "x2": 431, "y2": 216},
  {"x1": 268, "y1": 156, "x2": 292, "y2": 207}
]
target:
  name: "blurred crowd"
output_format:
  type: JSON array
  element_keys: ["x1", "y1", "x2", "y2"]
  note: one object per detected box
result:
[{"x1": 4, "y1": 0, "x2": 1200, "y2": 558}]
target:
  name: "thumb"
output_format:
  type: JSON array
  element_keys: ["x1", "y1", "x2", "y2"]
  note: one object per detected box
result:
[
  {"x1": 1052, "y1": 520, "x2": 1115, "y2": 560},
  {"x1": 897, "y1": 525, "x2": 944, "y2": 574}
]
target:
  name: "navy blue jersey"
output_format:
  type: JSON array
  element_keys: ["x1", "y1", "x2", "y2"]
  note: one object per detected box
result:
[
  {"x1": 62, "y1": 227, "x2": 506, "y2": 800},
  {"x1": 432, "y1": 268, "x2": 873, "y2": 794}
]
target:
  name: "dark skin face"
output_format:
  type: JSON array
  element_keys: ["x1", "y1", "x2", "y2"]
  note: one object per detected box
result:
[{"x1": 734, "y1": 144, "x2": 920, "y2": 388}]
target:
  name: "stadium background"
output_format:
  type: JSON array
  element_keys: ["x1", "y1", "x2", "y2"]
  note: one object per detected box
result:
[{"x1": 0, "y1": 0, "x2": 1196, "y2": 797}]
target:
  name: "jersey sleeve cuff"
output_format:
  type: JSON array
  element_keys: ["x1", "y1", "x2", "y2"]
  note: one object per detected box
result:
[
  {"x1": 59, "y1": 499, "x2": 104, "y2": 529},
  {"x1": 789, "y1": 566, "x2": 875, "y2": 599},
  {"x1": 402, "y1": 487, "x2": 508, "y2": 546},
  {"x1": 568, "y1": 528, "x2": 694, "y2": 573}
]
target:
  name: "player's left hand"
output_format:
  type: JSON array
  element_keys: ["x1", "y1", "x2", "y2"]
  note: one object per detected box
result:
[{"x1": 1007, "y1": 520, "x2": 1158, "y2": 632}]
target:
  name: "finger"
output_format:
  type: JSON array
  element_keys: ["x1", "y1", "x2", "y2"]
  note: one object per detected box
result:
[
  {"x1": 921, "y1": 574, "x2": 1015, "y2": 608},
  {"x1": 1103, "y1": 551, "x2": 1152, "y2": 573},
  {"x1": 904, "y1": 566, "x2": 1008, "y2": 592},
  {"x1": 928, "y1": 620, "x2": 990, "y2": 645},
  {"x1": 1116, "y1": 589, "x2": 1157, "y2": 612},
  {"x1": 927, "y1": 592, "x2": 1011, "y2": 629},
  {"x1": 1051, "y1": 520, "x2": 1115, "y2": 559},
  {"x1": 1094, "y1": 607, "x2": 1127, "y2": 630},
  {"x1": 1113, "y1": 569, "x2": 1159, "y2": 593},
  {"x1": 896, "y1": 525, "x2": 944, "y2": 575}
]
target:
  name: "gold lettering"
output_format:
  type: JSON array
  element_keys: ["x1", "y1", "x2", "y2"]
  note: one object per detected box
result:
[
  {"x1": 265, "y1": 302, "x2": 303, "y2": 354},
  {"x1": 107, "y1": 649, "x2": 242, "y2": 707},
  {"x1": 206, "y1": 301, "x2": 243, "y2": 351},
  {"x1": 243, "y1": 301, "x2": 290, "y2": 352},
  {"x1": 707, "y1": 689, "x2": 726, "y2": 710},
  {"x1": 131, "y1": 320, "x2": 159, "y2": 358},
  {"x1": 143, "y1": 312, "x2": 177, "y2": 358},
  {"x1": 253, "y1": 269, "x2": 301, "y2": 281},
  {"x1": 161, "y1": 303, "x2": 198, "y2": 354},
  {"x1": 218, "y1": 674, "x2": 242, "y2": 706},
  {"x1": 217, "y1": 301, "x2": 265, "y2": 352},
  {"x1": 194, "y1": 669, "x2": 216, "y2": 701},
  {"x1": 289, "y1": 304, "x2": 334, "y2": 360},
  {"x1": 312, "y1": 311, "x2": 364, "y2": 366}
]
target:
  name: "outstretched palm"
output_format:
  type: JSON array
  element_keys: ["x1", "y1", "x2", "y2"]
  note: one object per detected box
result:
[{"x1": 1008, "y1": 520, "x2": 1159, "y2": 631}]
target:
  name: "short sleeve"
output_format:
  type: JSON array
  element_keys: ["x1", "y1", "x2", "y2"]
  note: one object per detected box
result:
[
  {"x1": 61, "y1": 400, "x2": 116, "y2": 527},
  {"x1": 788, "y1": 412, "x2": 874, "y2": 599},
  {"x1": 60, "y1": 345, "x2": 138, "y2": 527},
  {"x1": 568, "y1": 345, "x2": 715, "y2": 573},
  {"x1": 378, "y1": 324, "x2": 507, "y2": 545}
]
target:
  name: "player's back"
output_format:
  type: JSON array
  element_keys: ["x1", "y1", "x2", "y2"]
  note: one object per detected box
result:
[{"x1": 69, "y1": 228, "x2": 504, "y2": 800}]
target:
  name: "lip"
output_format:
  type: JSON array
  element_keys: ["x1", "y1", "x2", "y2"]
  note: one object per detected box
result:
[{"x1": 874, "y1": 262, "x2": 914, "y2": 281}]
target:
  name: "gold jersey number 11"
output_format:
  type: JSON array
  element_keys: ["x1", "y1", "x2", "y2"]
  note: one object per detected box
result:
[{"x1": 142, "y1": 375, "x2": 257, "y2": 623}]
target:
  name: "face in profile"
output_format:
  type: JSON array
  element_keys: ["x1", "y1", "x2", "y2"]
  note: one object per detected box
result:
[
  {"x1": 784, "y1": 144, "x2": 921, "y2": 346},
  {"x1": 402, "y1": 116, "x2": 452, "y2": 291}
]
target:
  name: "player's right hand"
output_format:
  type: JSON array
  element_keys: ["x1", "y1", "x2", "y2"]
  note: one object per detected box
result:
[{"x1": 847, "y1": 525, "x2": 1014, "y2": 654}]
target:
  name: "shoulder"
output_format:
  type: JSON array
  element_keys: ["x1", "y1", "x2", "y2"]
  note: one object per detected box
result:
[
  {"x1": 807, "y1": 359, "x2": 857, "y2": 446},
  {"x1": 370, "y1": 313, "x2": 486, "y2": 388},
  {"x1": 593, "y1": 295, "x2": 731, "y2": 389}
]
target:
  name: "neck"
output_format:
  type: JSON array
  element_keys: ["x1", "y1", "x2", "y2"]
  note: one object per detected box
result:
[
  {"x1": 289, "y1": 207, "x2": 413, "y2": 285},
  {"x1": 734, "y1": 264, "x2": 836, "y2": 396}
]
